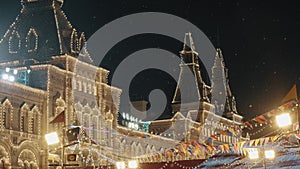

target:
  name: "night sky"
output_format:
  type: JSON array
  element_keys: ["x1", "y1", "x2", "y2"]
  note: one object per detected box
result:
[{"x1": 0, "y1": 0, "x2": 300, "y2": 120}]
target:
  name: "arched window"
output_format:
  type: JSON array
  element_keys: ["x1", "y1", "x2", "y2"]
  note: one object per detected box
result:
[
  {"x1": 2, "y1": 99, "x2": 13, "y2": 129},
  {"x1": 70, "y1": 29, "x2": 78, "y2": 53},
  {"x1": 88, "y1": 83, "x2": 92, "y2": 94},
  {"x1": 20, "y1": 103, "x2": 30, "y2": 132},
  {"x1": 72, "y1": 79, "x2": 77, "y2": 90},
  {"x1": 2, "y1": 111, "x2": 6, "y2": 128},
  {"x1": 26, "y1": 28, "x2": 38, "y2": 52},
  {"x1": 77, "y1": 81, "x2": 82, "y2": 91},
  {"x1": 91, "y1": 116, "x2": 98, "y2": 140},
  {"x1": 29, "y1": 114, "x2": 34, "y2": 134},
  {"x1": 78, "y1": 32, "x2": 86, "y2": 51},
  {"x1": 30, "y1": 106, "x2": 40, "y2": 134},
  {"x1": 9, "y1": 30, "x2": 21, "y2": 54}
]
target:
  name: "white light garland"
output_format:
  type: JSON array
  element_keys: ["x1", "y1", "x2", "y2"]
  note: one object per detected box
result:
[
  {"x1": 8, "y1": 30, "x2": 21, "y2": 54},
  {"x1": 26, "y1": 28, "x2": 38, "y2": 53},
  {"x1": 70, "y1": 29, "x2": 79, "y2": 54}
]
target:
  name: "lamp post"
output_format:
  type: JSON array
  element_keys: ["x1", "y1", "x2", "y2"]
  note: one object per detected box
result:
[
  {"x1": 275, "y1": 113, "x2": 292, "y2": 141},
  {"x1": 45, "y1": 132, "x2": 60, "y2": 145},
  {"x1": 45, "y1": 131, "x2": 65, "y2": 168},
  {"x1": 248, "y1": 148, "x2": 275, "y2": 169},
  {"x1": 276, "y1": 113, "x2": 292, "y2": 128},
  {"x1": 116, "y1": 160, "x2": 138, "y2": 169}
]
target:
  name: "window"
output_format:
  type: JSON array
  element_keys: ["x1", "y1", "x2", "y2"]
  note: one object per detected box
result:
[
  {"x1": 88, "y1": 83, "x2": 92, "y2": 94},
  {"x1": 78, "y1": 33, "x2": 86, "y2": 51},
  {"x1": 73, "y1": 79, "x2": 77, "y2": 90},
  {"x1": 29, "y1": 117, "x2": 34, "y2": 133},
  {"x1": 9, "y1": 30, "x2": 20, "y2": 54},
  {"x1": 26, "y1": 28, "x2": 38, "y2": 52},
  {"x1": 2, "y1": 112, "x2": 6, "y2": 128},
  {"x1": 30, "y1": 109, "x2": 39, "y2": 134},
  {"x1": 3, "y1": 101, "x2": 13, "y2": 129},
  {"x1": 77, "y1": 81, "x2": 82, "y2": 91},
  {"x1": 70, "y1": 30, "x2": 79, "y2": 53},
  {"x1": 20, "y1": 104, "x2": 29, "y2": 132},
  {"x1": 20, "y1": 116, "x2": 25, "y2": 131}
]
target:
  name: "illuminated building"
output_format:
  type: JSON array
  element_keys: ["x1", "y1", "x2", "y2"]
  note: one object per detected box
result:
[{"x1": 0, "y1": 0, "x2": 245, "y2": 168}]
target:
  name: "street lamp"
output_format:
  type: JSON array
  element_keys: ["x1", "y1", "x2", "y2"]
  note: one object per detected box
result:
[
  {"x1": 276, "y1": 113, "x2": 292, "y2": 128},
  {"x1": 45, "y1": 131, "x2": 65, "y2": 168},
  {"x1": 116, "y1": 161, "x2": 126, "y2": 169},
  {"x1": 116, "y1": 160, "x2": 138, "y2": 169},
  {"x1": 128, "y1": 160, "x2": 138, "y2": 169},
  {"x1": 264, "y1": 150, "x2": 275, "y2": 159},
  {"x1": 248, "y1": 148, "x2": 275, "y2": 169},
  {"x1": 45, "y1": 132, "x2": 59, "y2": 145},
  {"x1": 248, "y1": 148, "x2": 259, "y2": 160}
]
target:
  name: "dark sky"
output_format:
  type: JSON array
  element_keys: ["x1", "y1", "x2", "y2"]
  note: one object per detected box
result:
[{"x1": 0, "y1": 0, "x2": 300, "y2": 120}]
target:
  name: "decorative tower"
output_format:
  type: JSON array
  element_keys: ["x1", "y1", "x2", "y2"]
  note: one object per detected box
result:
[
  {"x1": 224, "y1": 66, "x2": 239, "y2": 119},
  {"x1": 211, "y1": 48, "x2": 227, "y2": 116},
  {"x1": 211, "y1": 48, "x2": 240, "y2": 120},
  {"x1": 0, "y1": 0, "x2": 91, "y2": 63},
  {"x1": 172, "y1": 33, "x2": 211, "y2": 114}
]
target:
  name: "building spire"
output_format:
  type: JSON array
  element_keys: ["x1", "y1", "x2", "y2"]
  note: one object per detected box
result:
[
  {"x1": 211, "y1": 48, "x2": 226, "y2": 115},
  {"x1": 212, "y1": 48, "x2": 238, "y2": 118},
  {"x1": 182, "y1": 32, "x2": 197, "y2": 52},
  {"x1": 172, "y1": 33, "x2": 211, "y2": 113}
]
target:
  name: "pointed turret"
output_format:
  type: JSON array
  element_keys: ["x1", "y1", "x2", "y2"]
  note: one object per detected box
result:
[
  {"x1": 211, "y1": 48, "x2": 240, "y2": 120},
  {"x1": 211, "y1": 48, "x2": 227, "y2": 115},
  {"x1": 172, "y1": 33, "x2": 211, "y2": 114}
]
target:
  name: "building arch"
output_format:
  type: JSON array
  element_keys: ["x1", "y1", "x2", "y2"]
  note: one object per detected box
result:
[
  {"x1": 0, "y1": 144, "x2": 11, "y2": 168},
  {"x1": 74, "y1": 102, "x2": 83, "y2": 112},
  {"x1": 17, "y1": 149, "x2": 38, "y2": 169},
  {"x1": 26, "y1": 28, "x2": 38, "y2": 53},
  {"x1": 70, "y1": 29, "x2": 79, "y2": 53},
  {"x1": 92, "y1": 107, "x2": 100, "y2": 116},
  {"x1": 1, "y1": 99, "x2": 13, "y2": 129},
  {"x1": 9, "y1": 30, "x2": 21, "y2": 54},
  {"x1": 136, "y1": 142, "x2": 143, "y2": 155},
  {"x1": 17, "y1": 141, "x2": 41, "y2": 169},
  {"x1": 20, "y1": 103, "x2": 30, "y2": 132},
  {"x1": 150, "y1": 145, "x2": 156, "y2": 153},
  {"x1": 78, "y1": 32, "x2": 86, "y2": 51},
  {"x1": 145, "y1": 145, "x2": 151, "y2": 154},
  {"x1": 30, "y1": 105, "x2": 41, "y2": 135}
]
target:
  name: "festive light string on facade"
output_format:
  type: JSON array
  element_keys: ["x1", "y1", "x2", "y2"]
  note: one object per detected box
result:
[
  {"x1": 242, "y1": 100, "x2": 298, "y2": 130},
  {"x1": 205, "y1": 100, "x2": 298, "y2": 142},
  {"x1": 64, "y1": 100, "x2": 298, "y2": 165},
  {"x1": 64, "y1": 121, "x2": 296, "y2": 168},
  {"x1": 8, "y1": 30, "x2": 21, "y2": 54},
  {"x1": 139, "y1": 131, "x2": 295, "y2": 162},
  {"x1": 25, "y1": 28, "x2": 38, "y2": 53},
  {"x1": 61, "y1": 100, "x2": 299, "y2": 167}
]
